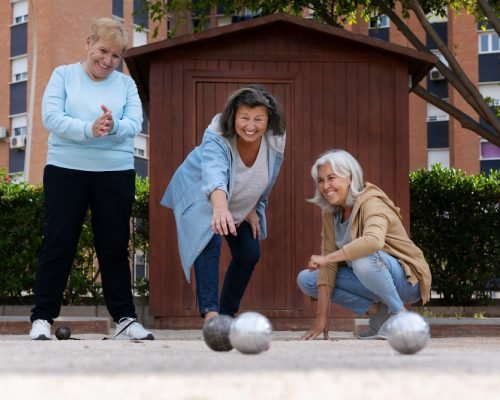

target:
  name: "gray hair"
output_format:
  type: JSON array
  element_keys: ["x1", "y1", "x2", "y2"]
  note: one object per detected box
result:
[
  {"x1": 308, "y1": 149, "x2": 365, "y2": 212},
  {"x1": 218, "y1": 85, "x2": 286, "y2": 138}
]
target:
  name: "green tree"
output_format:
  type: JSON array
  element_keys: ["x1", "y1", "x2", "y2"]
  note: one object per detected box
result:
[{"x1": 137, "y1": 0, "x2": 500, "y2": 145}]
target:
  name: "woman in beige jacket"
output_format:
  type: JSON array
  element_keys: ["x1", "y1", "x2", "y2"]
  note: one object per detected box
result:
[{"x1": 297, "y1": 150, "x2": 431, "y2": 340}]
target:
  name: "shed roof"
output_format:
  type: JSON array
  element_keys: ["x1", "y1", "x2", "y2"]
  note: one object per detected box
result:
[{"x1": 125, "y1": 12, "x2": 435, "y2": 112}]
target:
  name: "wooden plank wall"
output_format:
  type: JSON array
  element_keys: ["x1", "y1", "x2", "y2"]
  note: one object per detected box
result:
[{"x1": 149, "y1": 24, "x2": 409, "y2": 329}]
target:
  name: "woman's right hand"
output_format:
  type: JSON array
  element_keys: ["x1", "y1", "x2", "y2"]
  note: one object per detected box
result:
[
  {"x1": 210, "y1": 189, "x2": 237, "y2": 236},
  {"x1": 92, "y1": 105, "x2": 113, "y2": 137},
  {"x1": 211, "y1": 207, "x2": 237, "y2": 236},
  {"x1": 300, "y1": 316, "x2": 329, "y2": 340}
]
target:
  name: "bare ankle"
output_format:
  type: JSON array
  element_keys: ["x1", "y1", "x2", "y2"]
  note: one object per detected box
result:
[
  {"x1": 204, "y1": 311, "x2": 219, "y2": 322},
  {"x1": 366, "y1": 302, "x2": 381, "y2": 316}
]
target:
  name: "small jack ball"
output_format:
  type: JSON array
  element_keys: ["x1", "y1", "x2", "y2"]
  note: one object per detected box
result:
[{"x1": 55, "y1": 325, "x2": 71, "y2": 340}]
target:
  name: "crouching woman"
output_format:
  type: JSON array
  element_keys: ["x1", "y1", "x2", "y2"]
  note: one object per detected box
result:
[{"x1": 297, "y1": 150, "x2": 431, "y2": 340}]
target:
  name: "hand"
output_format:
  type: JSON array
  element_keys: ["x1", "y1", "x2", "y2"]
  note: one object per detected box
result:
[
  {"x1": 92, "y1": 105, "x2": 114, "y2": 137},
  {"x1": 308, "y1": 254, "x2": 329, "y2": 271},
  {"x1": 211, "y1": 207, "x2": 237, "y2": 236},
  {"x1": 300, "y1": 317, "x2": 329, "y2": 340},
  {"x1": 244, "y1": 209, "x2": 260, "y2": 239}
]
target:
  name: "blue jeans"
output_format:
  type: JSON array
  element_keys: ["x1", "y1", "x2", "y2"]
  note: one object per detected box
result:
[
  {"x1": 194, "y1": 222, "x2": 260, "y2": 317},
  {"x1": 297, "y1": 251, "x2": 421, "y2": 314}
]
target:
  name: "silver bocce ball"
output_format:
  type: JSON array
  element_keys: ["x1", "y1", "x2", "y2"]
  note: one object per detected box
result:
[
  {"x1": 202, "y1": 315, "x2": 234, "y2": 352},
  {"x1": 385, "y1": 311, "x2": 430, "y2": 355},
  {"x1": 229, "y1": 311, "x2": 272, "y2": 355}
]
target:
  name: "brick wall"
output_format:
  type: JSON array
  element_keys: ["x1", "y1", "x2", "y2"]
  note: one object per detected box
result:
[
  {"x1": 448, "y1": 11, "x2": 480, "y2": 174},
  {"x1": 1, "y1": 0, "x2": 147, "y2": 184}
]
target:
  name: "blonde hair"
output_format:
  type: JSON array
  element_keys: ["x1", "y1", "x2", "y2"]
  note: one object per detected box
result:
[
  {"x1": 89, "y1": 18, "x2": 129, "y2": 53},
  {"x1": 308, "y1": 149, "x2": 365, "y2": 212}
]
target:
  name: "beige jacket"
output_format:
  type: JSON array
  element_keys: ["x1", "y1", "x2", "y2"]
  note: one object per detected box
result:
[{"x1": 317, "y1": 182, "x2": 432, "y2": 304}]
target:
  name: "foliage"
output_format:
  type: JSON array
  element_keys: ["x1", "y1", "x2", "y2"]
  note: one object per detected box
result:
[
  {"x1": 0, "y1": 168, "x2": 44, "y2": 302},
  {"x1": 3, "y1": 165, "x2": 500, "y2": 306},
  {"x1": 0, "y1": 170, "x2": 150, "y2": 304},
  {"x1": 410, "y1": 165, "x2": 500, "y2": 306}
]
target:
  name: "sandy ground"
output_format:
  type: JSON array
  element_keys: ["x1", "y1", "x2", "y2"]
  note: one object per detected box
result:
[{"x1": 1, "y1": 330, "x2": 499, "y2": 400}]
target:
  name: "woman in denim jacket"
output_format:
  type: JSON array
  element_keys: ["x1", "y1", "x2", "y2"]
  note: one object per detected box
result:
[{"x1": 161, "y1": 86, "x2": 286, "y2": 321}]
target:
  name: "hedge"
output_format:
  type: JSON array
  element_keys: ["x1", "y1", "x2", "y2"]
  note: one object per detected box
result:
[
  {"x1": 0, "y1": 168, "x2": 149, "y2": 305},
  {"x1": 1, "y1": 165, "x2": 499, "y2": 306},
  {"x1": 410, "y1": 165, "x2": 499, "y2": 305}
]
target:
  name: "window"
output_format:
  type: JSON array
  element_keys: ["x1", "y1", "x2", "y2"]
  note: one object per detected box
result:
[
  {"x1": 430, "y1": 50, "x2": 449, "y2": 67},
  {"x1": 11, "y1": 115, "x2": 27, "y2": 137},
  {"x1": 428, "y1": 149, "x2": 450, "y2": 169},
  {"x1": 11, "y1": 56, "x2": 28, "y2": 82},
  {"x1": 479, "y1": 83, "x2": 500, "y2": 105},
  {"x1": 133, "y1": 26, "x2": 148, "y2": 47},
  {"x1": 112, "y1": 0, "x2": 124, "y2": 19},
  {"x1": 427, "y1": 102, "x2": 449, "y2": 122},
  {"x1": 480, "y1": 140, "x2": 500, "y2": 160},
  {"x1": 12, "y1": 0, "x2": 28, "y2": 24},
  {"x1": 134, "y1": 148, "x2": 145, "y2": 157},
  {"x1": 369, "y1": 14, "x2": 389, "y2": 29},
  {"x1": 134, "y1": 134, "x2": 147, "y2": 159},
  {"x1": 427, "y1": 11, "x2": 448, "y2": 23},
  {"x1": 479, "y1": 31, "x2": 500, "y2": 54}
]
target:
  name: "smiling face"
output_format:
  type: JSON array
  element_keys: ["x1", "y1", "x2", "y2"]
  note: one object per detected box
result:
[
  {"x1": 83, "y1": 38, "x2": 123, "y2": 81},
  {"x1": 234, "y1": 105, "x2": 269, "y2": 144},
  {"x1": 317, "y1": 163, "x2": 352, "y2": 208}
]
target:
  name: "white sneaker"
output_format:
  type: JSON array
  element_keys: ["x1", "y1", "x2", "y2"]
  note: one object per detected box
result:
[
  {"x1": 114, "y1": 317, "x2": 154, "y2": 340},
  {"x1": 29, "y1": 319, "x2": 52, "y2": 340}
]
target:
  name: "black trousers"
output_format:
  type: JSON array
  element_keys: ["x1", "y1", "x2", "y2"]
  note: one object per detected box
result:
[{"x1": 31, "y1": 165, "x2": 137, "y2": 324}]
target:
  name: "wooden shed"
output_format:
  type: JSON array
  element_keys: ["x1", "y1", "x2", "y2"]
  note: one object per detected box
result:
[{"x1": 125, "y1": 13, "x2": 434, "y2": 329}]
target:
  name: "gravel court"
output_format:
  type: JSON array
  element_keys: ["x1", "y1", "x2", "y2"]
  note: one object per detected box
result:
[{"x1": 1, "y1": 331, "x2": 499, "y2": 400}]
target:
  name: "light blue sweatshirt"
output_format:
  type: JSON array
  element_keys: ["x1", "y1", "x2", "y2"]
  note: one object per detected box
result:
[{"x1": 41, "y1": 62, "x2": 143, "y2": 171}]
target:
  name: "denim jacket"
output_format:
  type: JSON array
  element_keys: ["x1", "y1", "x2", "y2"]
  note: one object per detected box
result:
[{"x1": 161, "y1": 114, "x2": 286, "y2": 281}]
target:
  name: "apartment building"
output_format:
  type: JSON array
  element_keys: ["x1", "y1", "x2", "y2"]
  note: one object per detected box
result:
[
  {"x1": 0, "y1": 0, "x2": 156, "y2": 184},
  {"x1": 209, "y1": 7, "x2": 500, "y2": 174},
  {"x1": 349, "y1": 10, "x2": 499, "y2": 173}
]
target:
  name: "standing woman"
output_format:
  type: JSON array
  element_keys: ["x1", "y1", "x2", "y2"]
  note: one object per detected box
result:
[
  {"x1": 29, "y1": 18, "x2": 153, "y2": 340},
  {"x1": 297, "y1": 150, "x2": 431, "y2": 340},
  {"x1": 162, "y1": 86, "x2": 286, "y2": 321}
]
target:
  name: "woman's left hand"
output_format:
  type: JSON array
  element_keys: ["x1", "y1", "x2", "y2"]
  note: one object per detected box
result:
[
  {"x1": 244, "y1": 209, "x2": 260, "y2": 239},
  {"x1": 308, "y1": 249, "x2": 347, "y2": 271},
  {"x1": 308, "y1": 254, "x2": 329, "y2": 271}
]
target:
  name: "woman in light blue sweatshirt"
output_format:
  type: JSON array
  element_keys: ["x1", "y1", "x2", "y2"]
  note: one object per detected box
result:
[
  {"x1": 29, "y1": 18, "x2": 153, "y2": 341},
  {"x1": 162, "y1": 86, "x2": 286, "y2": 322}
]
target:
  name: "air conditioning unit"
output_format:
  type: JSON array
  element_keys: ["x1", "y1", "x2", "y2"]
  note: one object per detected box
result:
[
  {"x1": 429, "y1": 68, "x2": 445, "y2": 81},
  {"x1": 10, "y1": 134, "x2": 26, "y2": 149},
  {"x1": 0, "y1": 126, "x2": 6, "y2": 139}
]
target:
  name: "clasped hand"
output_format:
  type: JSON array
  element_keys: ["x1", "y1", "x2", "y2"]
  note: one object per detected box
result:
[
  {"x1": 308, "y1": 254, "x2": 329, "y2": 271},
  {"x1": 92, "y1": 105, "x2": 114, "y2": 137}
]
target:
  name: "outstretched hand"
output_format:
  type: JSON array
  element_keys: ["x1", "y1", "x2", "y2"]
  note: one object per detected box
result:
[
  {"x1": 211, "y1": 207, "x2": 237, "y2": 236},
  {"x1": 300, "y1": 318, "x2": 330, "y2": 340}
]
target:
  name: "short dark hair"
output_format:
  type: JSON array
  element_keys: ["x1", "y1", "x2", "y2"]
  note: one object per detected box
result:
[{"x1": 219, "y1": 85, "x2": 286, "y2": 138}]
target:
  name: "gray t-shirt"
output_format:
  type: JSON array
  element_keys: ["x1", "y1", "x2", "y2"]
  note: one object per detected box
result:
[
  {"x1": 334, "y1": 212, "x2": 353, "y2": 267},
  {"x1": 228, "y1": 137, "x2": 269, "y2": 224}
]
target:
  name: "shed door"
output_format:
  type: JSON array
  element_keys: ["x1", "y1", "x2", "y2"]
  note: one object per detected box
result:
[{"x1": 185, "y1": 78, "x2": 297, "y2": 313}]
